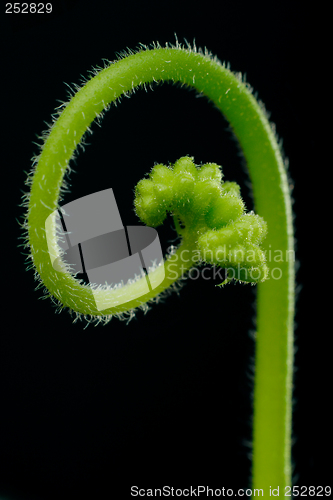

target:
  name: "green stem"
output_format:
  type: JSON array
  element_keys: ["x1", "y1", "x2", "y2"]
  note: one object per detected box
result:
[{"x1": 26, "y1": 45, "x2": 294, "y2": 493}]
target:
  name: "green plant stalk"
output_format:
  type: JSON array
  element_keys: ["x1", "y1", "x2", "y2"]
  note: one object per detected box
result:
[{"x1": 26, "y1": 46, "x2": 294, "y2": 493}]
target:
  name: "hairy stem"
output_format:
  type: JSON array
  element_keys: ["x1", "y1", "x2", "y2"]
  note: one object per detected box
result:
[{"x1": 27, "y1": 45, "x2": 294, "y2": 493}]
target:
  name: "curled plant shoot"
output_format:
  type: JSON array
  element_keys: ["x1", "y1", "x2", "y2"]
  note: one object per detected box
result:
[{"x1": 22, "y1": 42, "x2": 295, "y2": 496}]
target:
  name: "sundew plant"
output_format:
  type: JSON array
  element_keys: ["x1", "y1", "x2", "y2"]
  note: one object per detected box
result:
[{"x1": 22, "y1": 41, "x2": 295, "y2": 495}]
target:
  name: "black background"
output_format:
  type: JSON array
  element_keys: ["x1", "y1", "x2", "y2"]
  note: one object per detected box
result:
[{"x1": 1, "y1": 1, "x2": 329, "y2": 499}]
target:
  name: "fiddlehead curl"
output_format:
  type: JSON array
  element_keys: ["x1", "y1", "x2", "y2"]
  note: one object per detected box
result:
[
  {"x1": 22, "y1": 42, "x2": 275, "y2": 325},
  {"x1": 22, "y1": 40, "x2": 295, "y2": 493}
]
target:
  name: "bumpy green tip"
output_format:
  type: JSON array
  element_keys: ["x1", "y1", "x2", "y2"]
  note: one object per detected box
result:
[
  {"x1": 198, "y1": 214, "x2": 268, "y2": 284},
  {"x1": 134, "y1": 156, "x2": 268, "y2": 284}
]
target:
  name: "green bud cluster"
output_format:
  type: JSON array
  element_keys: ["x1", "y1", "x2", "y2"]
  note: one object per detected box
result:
[
  {"x1": 134, "y1": 156, "x2": 268, "y2": 284},
  {"x1": 197, "y1": 214, "x2": 268, "y2": 283},
  {"x1": 134, "y1": 156, "x2": 244, "y2": 228}
]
